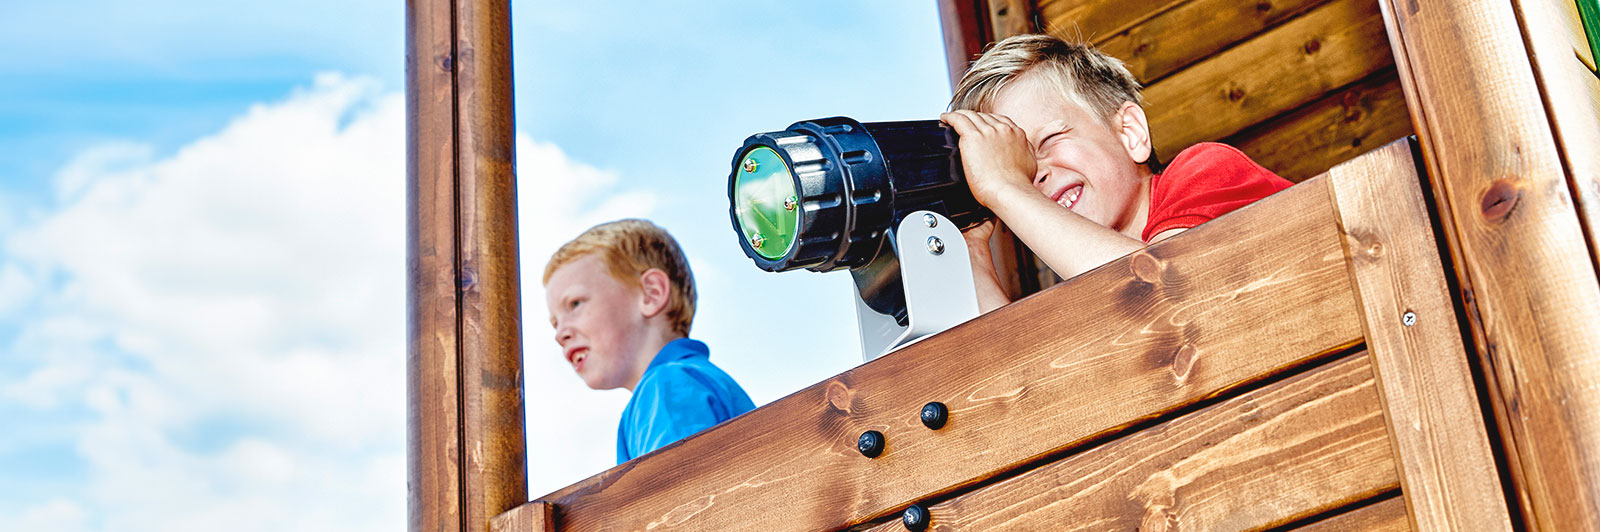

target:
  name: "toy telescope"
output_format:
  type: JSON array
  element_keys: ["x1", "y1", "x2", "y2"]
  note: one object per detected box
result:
[{"x1": 728, "y1": 117, "x2": 989, "y2": 360}]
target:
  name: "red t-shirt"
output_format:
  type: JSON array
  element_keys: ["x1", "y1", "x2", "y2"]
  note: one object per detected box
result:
[{"x1": 1142, "y1": 142, "x2": 1292, "y2": 242}]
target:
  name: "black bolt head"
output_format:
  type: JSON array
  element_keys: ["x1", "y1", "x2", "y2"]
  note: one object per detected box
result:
[
  {"x1": 902, "y1": 504, "x2": 930, "y2": 531},
  {"x1": 858, "y1": 430, "x2": 885, "y2": 458},
  {"x1": 920, "y1": 402, "x2": 948, "y2": 430}
]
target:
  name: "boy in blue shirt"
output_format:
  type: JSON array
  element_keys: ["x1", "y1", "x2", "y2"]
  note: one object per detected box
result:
[{"x1": 543, "y1": 219, "x2": 756, "y2": 463}]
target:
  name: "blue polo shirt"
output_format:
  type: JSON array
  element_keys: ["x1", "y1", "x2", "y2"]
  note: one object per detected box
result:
[{"x1": 617, "y1": 338, "x2": 756, "y2": 463}]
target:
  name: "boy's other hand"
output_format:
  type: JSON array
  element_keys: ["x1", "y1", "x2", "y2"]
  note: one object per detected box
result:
[{"x1": 941, "y1": 110, "x2": 1037, "y2": 208}]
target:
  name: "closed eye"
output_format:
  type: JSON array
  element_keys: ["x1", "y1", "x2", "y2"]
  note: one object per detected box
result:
[{"x1": 1035, "y1": 130, "x2": 1070, "y2": 152}]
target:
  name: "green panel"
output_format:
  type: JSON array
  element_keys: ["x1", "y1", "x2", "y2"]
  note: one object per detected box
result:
[
  {"x1": 732, "y1": 147, "x2": 800, "y2": 260},
  {"x1": 1581, "y1": 0, "x2": 1600, "y2": 72}
]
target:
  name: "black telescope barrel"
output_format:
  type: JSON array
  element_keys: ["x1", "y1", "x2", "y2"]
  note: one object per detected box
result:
[{"x1": 729, "y1": 116, "x2": 992, "y2": 273}]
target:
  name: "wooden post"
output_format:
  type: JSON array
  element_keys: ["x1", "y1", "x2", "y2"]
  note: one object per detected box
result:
[
  {"x1": 1328, "y1": 140, "x2": 1512, "y2": 530},
  {"x1": 407, "y1": 0, "x2": 527, "y2": 531},
  {"x1": 1382, "y1": 0, "x2": 1600, "y2": 528}
]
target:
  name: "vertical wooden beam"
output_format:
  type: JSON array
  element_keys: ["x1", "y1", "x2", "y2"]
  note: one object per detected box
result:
[
  {"x1": 1381, "y1": 0, "x2": 1600, "y2": 529},
  {"x1": 1328, "y1": 139, "x2": 1512, "y2": 530},
  {"x1": 408, "y1": 0, "x2": 527, "y2": 531},
  {"x1": 938, "y1": 0, "x2": 991, "y2": 90}
]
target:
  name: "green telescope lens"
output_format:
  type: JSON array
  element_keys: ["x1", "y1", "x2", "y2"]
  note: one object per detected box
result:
[{"x1": 733, "y1": 146, "x2": 800, "y2": 260}]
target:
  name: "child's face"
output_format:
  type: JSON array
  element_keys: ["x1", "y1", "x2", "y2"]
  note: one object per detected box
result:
[
  {"x1": 545, "y1": 254, "x2": 649, "y2": 390},
  {"x1": 991, "y1": 71, "x2": 1151, "y2": 234}
]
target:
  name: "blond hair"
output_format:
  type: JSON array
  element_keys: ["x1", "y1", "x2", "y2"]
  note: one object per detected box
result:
[{"x1": 543, "y1": 219, "x2": 697, "y2": 336}]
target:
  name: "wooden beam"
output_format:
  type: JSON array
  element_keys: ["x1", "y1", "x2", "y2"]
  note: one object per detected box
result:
[
  {"x1": 1227, "y1": 69, "x2": 1412, "y2": 182},
  {"x1": 1143, "y1": 0, "x2": 1393, "y2": 160},
  {"x1": 986, "y1": 0, "x2": 1034, "y2": 41},
  {"x1": 937, "y1": 0, "x2": 990, "y2": 90},
  {"x1": 1096, "y1": 0, "x2": 1328, "y2": 84},
  {"x1": 860, "y1": 353, "x2": 1399, "y2": 532},
  {"x1": 1381, "y1": 0, "x2": 1600, "y2": 528},
  {"x1": 1292, "y1": 497, "x2": 1411, "y2": 532},
  {"x1": 491, "y1": 502, "x2": 555, "y2": 532},
  {"x1": 407, "y1": 0, "x2": 526, "y2": 531},
  {"x1": 538, "y1": 176, "x2": 1363, "y2": 532},
  {"x1": 1513, "y1": 0, "x2": 1600, "y2": 272},
  {"x1": 1328, "y1": 139, "x2": 1512, "y2": 530},
  {"x1": 1037, "y1": 0, "x2": 1186, "y2": 42}
]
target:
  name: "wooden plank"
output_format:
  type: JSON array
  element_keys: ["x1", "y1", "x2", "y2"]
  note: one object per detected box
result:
[
  {"x1": 1098, "y1": 0, "x2": 1328, "y2": 83},
  {"x1": 1328, "y1": 139, "x2": 1513, "y2": 531},
  {"x1": 938, "y1": 0, "x2": 991, "y2": 90},
  {"x1": 453, "y1": 0, "x2": 528, "y2": 530},
  {"x1": 1229, "y1": 69, "x2": 1412, "y2": 183},
  {"x1": 1294, "y1": 497, "x2": 1411, "y2": 532},
  {"x1": 491, "y1": 502, "x2": 555, "y2": 532},
  {"x1": 406, "y1": 0, "x2": 463, "y2": 530},
  {"x1": 1037, "y1": 0, "x2": 1186, "y2": 43},
  {"x1": 860, "y1": 353, "x2": 1399, "y2": 532},
  {"x1": 406, "y1": 0, "x2": 525, "y2": 531},
  {"x1": 1515, "y1": 0, "x2": 1600, "y2": 276},
  {"x1": 1381, "y1": 0, "x2": 1600, "y2": 529},
  {"x1": 539, "y1": 177, "x2": 1363, "y2": 532},
  {"x1": 986, "y1": 0, "x2": 1033, "y2": 40},
  {"x1": 1144, "y1": 0, "x2": 1393, "y2": 160}
]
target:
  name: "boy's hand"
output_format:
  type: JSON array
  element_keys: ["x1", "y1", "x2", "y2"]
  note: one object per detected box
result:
[
  {"x1": 960, "y1": 218, "x2": 1011, "y2": 313},
  {"x1": 940, "y1": 110, "x2": 1037, "y2": 207}
]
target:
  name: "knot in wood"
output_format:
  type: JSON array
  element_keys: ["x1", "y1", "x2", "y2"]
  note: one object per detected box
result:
[
  {"x1": 1366, "y1": 241, "x2": 1383, "y2": 258},
  {"x1": 1256, "y1": 1, "x2": 1273, "y2": 12},
  {"x1": 1303, "y1": 39, "x2": 1321, "y2": 55},
  {"x1": 1480, "y1": 178, "x2": 1520, "y2": 223},
  {"x1": 1131, "y1": 252, "x2": 1165, "y2": 284},
  {"x1": 437, "y1": 53, "x2": 453, "y2": 72},
  {"x1": 1227, "y1": 87, "x2": 1246, "y2": 102},
  {"x1": 825, "y1": 380, "x2": 855, "y2": 415},
  {"x1": 1170, "y1": 345, "x2": 1198, "y2": 384}
]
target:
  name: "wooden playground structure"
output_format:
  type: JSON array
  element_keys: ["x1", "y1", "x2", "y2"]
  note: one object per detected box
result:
[{"x1": 406, "y1": 0, "x2": 1600, "y2": 530}]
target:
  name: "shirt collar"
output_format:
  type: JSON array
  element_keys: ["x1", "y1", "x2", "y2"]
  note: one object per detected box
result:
[{"x1": 646, "y1": 338, "x2": 709, "y2": 371}]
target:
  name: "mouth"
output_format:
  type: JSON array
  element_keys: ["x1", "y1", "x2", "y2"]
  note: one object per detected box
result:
[
  {"x1": 565, "y1": 347, "x2": 589, "y2": 372},
  {"x1": 1052, "y1": 184, "x2": 1084, "y2": 211}
]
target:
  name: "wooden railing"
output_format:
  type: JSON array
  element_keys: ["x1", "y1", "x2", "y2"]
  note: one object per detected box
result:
[{"x1": 492, "y1": 139, "x2": 1512, "y2": 531}]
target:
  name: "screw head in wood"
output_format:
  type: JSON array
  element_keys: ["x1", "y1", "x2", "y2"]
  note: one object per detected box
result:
[
  {"x1": 858, "y1": 430, "x2": 885, "y2": 458},
  {"x1": 902, "y1": 504, "x2": 930, "y2": 531},
  {"x1": 1402, "y1": 311, "x2": 1417, "y2": 327},
  {"x1": 920, "y1": 402, "x2": 948, "y2": 430}
]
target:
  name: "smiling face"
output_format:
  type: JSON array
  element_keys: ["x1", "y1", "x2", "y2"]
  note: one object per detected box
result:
[
  {"x1": 544, "y1": 253, "x2": 651, "y2": 391},
  {"x1": 990, "y1": 69, "x2": 1154, "y2": 238}
]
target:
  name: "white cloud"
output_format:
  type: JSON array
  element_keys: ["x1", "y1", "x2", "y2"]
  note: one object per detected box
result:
[{"x1": 1, "y1": 72, "x2": 648, "y2": 530}]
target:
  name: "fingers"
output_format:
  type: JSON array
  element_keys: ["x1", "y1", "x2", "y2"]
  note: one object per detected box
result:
[{"x1": 941, "y1": 110, "x2": 1024, "y2": 136}]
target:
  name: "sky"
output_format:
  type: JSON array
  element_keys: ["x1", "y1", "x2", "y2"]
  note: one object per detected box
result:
[{"x1": 0, "y1": 1, "x2": 954, "y2": 530}]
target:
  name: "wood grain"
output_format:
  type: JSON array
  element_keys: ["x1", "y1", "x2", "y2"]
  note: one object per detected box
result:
[
  {"x1": 407, "y1": 1, "x2": 526, "y2": 531},
  {"x1": 490, "y1": 501, "x2": 554, "y2": 532},
  {"x1": 986, "y1": 0, "x2": 1033, "y2": 40},
  {"x1": 407, "y1": 0, "x2": 463, "y2": 530},
  {"x1": 860, "y1": 353, "x2": 1399, "y2": 532},
  {"x1": 1381, "y1": 0, "x2": 1600, "y2": 528},
  {"x1": 1328, "y1": 139, "x2": 1512, "y2": 531},
  {"x1": 1037, "y1": 0, "x2": 1187, "y2": 43},
  {"x1": 454, "y1": 0, "x2": 528, "y2": 530},
  {"x1": 1228, "y1": 69, "x2": 1412, "y2": 182},
  {"x1": 535, "y1": 177, "x2": 1363, "y2": 532},
  {"x1": 1144, "y1": 0, "x2": 1392, "y2": 160},
  {"x1": 1293, "y1": 497, "x2": 1411, "y2": 532},
  {"x1": 1098, "y1": 0, "x2": 1328, "y2": 83},
  {"x1": 1514, "y1": 0, "x2": 1600, "y2": 273}
]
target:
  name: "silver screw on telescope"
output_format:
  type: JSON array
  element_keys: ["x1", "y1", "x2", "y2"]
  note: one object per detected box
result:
[
  {"x1": 751, "y1": 233, "x2": 766, "y2": 248},
  {"x1": 784, "y1": 195, "x2": 798, "y2": 211},
  {"x1": 742, "y1": 158, "x2": 758, "y2": 173}
]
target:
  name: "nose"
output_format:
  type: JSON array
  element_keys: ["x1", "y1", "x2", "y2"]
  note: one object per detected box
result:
[
  {"x1": 553, "y1": 323, "x2": 573, "y2": 346},
  {"x1": 1033, "y1": 165, "x2": 1050, "y2": 190}
]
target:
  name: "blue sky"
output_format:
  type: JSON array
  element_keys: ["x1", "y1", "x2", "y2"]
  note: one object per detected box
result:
[{"x1": 0, "y1": 1, "x2": 952, "y2": 529}]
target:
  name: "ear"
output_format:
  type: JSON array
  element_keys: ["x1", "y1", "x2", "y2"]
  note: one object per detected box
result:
[
  {"x1": 637, "y1": 268, "x2": 672, "y2": 319},
  {"x1": 1113, "y1": 101, "x2": 1153, "y2": 166}
]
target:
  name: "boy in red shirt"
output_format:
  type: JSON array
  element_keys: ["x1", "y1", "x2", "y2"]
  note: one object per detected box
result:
[{"x1": 941, "y1": 34, "x2": 1290, "y2": 312}]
